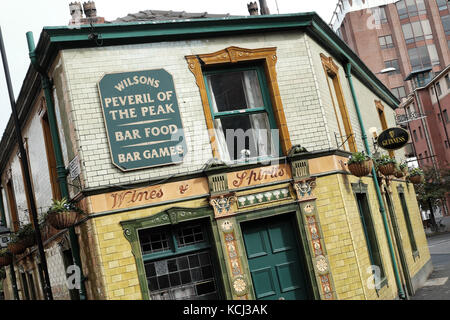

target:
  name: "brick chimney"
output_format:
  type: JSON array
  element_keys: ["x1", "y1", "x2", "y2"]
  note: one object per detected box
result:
[
  {"x1": 69, "y1": 2, "x2": 83, "y2": 25},
  {"x1": 69, "y1": 1, "x2": 105, "y2": 26},
  {"x1": 83, "y1": 1, "x2": 97, "y2": 18},
  {"x1": 248, "y1": 2, "x2": 259, "y2": 15}
]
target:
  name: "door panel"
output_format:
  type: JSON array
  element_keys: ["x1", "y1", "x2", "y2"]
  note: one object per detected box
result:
[
  {"x1": 252, "y1": 267, "x2": 277, "y2": 299},
  {"x1": 244, "y1": 229, "x2": 269, "y2": 259},
  {"x1": 242, "y1": 214, "x2": 309, "y2": 300}
]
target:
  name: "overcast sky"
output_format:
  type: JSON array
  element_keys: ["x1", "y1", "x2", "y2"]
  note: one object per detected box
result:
[{"x1": 0, "y1": 0, "x2": 337, "y2": 137}]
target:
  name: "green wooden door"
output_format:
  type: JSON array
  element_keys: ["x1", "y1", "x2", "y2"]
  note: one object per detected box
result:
[{"x1": 241, "y1": 214, "x2": 309, "y2": 300}]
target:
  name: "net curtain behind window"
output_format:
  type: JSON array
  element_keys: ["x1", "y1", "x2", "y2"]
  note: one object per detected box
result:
[{"x1": 207, "y1": 70, "x2": 276, "y2": 162}]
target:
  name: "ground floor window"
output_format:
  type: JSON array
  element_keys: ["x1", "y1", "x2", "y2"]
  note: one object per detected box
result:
[
  {"x1": 355, "y1": 193, "x2": 386, "y2": 281},
  {"x1": 139, "y1": 221, "x2": 220, "y2": 300},
  {"x1": 398, "y1": 192, "x2": 418, "y2": 254}
]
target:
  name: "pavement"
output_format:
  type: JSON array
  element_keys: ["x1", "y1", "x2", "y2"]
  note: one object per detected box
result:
[{"x1": 411, "y1": 232, "x2": 450, "y2": 300}]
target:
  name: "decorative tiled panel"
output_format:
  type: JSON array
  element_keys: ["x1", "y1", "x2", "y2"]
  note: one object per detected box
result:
[
  {"x1": 210, "y1": 195, "x2": 238, "y2": 219},
  {"x1": 299, "y1": 200, "x2": 336, "y2": 300},
  {"x1": 236, "y1": 188, "x2": 292, "y2": 209},
  {"x1": 220, "y1": 219, "x2": 249, "y2": 299},
  {"x1": 294, "y1": 178, "x2": 317, "y2": 202}
]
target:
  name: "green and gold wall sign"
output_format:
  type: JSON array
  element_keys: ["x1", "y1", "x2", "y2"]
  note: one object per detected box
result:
[
  {"x1": 377, "y1": 127, "x2": 409, "y2": 151},
  {"x1": 98, "y1": 69, "x2": 187, "y2": 171}
]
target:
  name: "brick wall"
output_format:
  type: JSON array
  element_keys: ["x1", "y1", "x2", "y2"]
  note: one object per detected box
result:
[
  {"x1": 61, "y1": 31, "x2": 333, "y2": 191},
  {"x1": 306, "y1": 35, "x2": 404, "y2": 160}
]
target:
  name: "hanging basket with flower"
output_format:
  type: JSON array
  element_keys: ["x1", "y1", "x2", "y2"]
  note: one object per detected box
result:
[
  {"x1": 347, "y1": 152, "x2": 373, "y2": 177},
  {"x1": 375, "y1": 155, "x2": 397, "y2": 177},
  {"x1": 408, "y1": 168, "x2": 425, "y2": 184},
  {"x1": 0, "y1": 248, "x2": 12, "y2": 267},
  {"x1": 47, "y1": 198, "x2": 82, "y2": 230},
  {"x1": 39, "y1": 213, "x2": 59, "y2": 242},
  {"x1": 393, "y1": 164, "x2": 405, "y2": 178},
  {"x1": 7, "y1": 223, "x2": 36, "y2": 255},
  {"x1": 18, "y1": 223, "x2": 36, "y2": 249},
  {"x1": 399, "y1": 162, "x2": 408, "y2": 175},
  {"x1": 8, "y1": 235, "x2": 26, "y2": 255}
]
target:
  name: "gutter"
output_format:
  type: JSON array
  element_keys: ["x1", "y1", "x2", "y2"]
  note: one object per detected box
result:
[
  {"x1": 26, "y1": 32, "x2": 88, "y2": 301},
  {"x1": 345, "y1": 63, "x2": 406, "y2": 300}
]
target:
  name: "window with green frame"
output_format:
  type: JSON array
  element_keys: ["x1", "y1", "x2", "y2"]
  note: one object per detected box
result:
[
  {"x1": 398, "y1": 192, "x2": 418, "y2": 255},
  {"x1": 138, "y1": 221, "x2": 221, "y2": 300},
  {"x1": 355, "y1": 193, "x2": 386, "y2": 284},
  {"x1": 204, "y1": 65, "x2": 280, "y2": 162}
]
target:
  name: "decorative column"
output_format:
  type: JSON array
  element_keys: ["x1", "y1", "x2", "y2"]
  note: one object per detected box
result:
[
  {"x1": 288, "y1": 146, "x2": 337, "y2": 300},
  {"x1": 205, "y1": 160, "x2": 251, "y2": 300}
]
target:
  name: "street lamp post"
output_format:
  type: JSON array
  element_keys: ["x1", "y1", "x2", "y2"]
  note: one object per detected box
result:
[{"x1": 0, "y1": 26, "x2": 53, "y2": 300}]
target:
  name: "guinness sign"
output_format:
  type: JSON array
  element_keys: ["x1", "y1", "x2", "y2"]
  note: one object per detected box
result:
[{"x1": 377, "y1": 127, "x2": 410, "y2": 151}]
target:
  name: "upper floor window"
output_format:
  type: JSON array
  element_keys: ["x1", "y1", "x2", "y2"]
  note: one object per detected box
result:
[
  {"x1": 379, "y1": 35, "x2": 394, "y2": 49},
  {"x1": 444, "y1": 109, "x2": 449, "y2": 123},
  {"x1": 396, "y1": 0, "x2": 427, "y2": 20},
  {"x1": 5, "y1": 178, "x2": 19, "y2": 232},
  {"x1": 321, "y1": 54, "x2": 357, "y2": 153},
  {"x1": 384, "y1": 60, "x2": 401, "y2": 74},
  {"x1": 436, "y1": 82, "x2": 443, "y2": 96},
  {"x1": 441, "y1": 15, "x2": 450, "y2": 36},
  {"x1": 436, "y1": 0, "x2": 450, "y2": 11},
  {"x1": 186, "y1": 47, "x2": 292, "y2": 162},
  {"x1": 376, "y1": 101, "x2": 395, "y2": 158},
  {"x1": 408, "y1": 45, "x2": 439, "y2": 71},
  {"x1": 41, "y1": 111, "x2": 62, "y2": 200},
  {"x1": 377, "y1": 6, "x2": 388, "y2": 24},
  {"x1": 401, "y1": 20, "x2": 433, "y2": 44},
  {"x1": 204, "y1": 67, "x2": 279, "y2": 161},
  {"x1": 392, "y1": 86, "x2": 407, "y2": 100},
  {"x1": 445, "y1": 74, "x2": 450, "y2": 89}
]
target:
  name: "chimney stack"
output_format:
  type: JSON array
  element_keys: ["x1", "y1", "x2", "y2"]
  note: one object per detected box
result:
[
  {"x1": 69, "y1": 2, "x2": 83, "y2": 23},
  {"x1": 83, "y1": 1, "x2": 97, "y2": 18},
  {"x1": 248, "y1": 2, "x2": 259, "y2": 15},
  {"x1": 259, "y1": 0, "x2": 270, "y2": 15},
  {"x1": 68, "y1": 1, "x2": 105, "y2": 26}
]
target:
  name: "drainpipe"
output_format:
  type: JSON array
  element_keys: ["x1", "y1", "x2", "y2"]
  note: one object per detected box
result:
[
  {"x1": 345, "y1": 63, "x2": 406, "y2": 300},
  {"x1": 9, "y1": 263, "x2": 19, "y2": 300},
  {"x1": 26, "y1": 32, "x2": 87, "y2": 300}
]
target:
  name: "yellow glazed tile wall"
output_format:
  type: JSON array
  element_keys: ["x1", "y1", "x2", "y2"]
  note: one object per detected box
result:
[
  {"x1": 337, "y1": 174, "x2": 398, "y2": 300},
  {"x1": 91, "y1": 198, "x2": 209, "y2": 300},
  {"x1": 315, "y1": 174, "x2": 366, "y2": 300},
  {"x1": 77, "y1": 218, "x2": 108, "y2": 300},
  {"x1": 316, "y1": 174, "x2": 432, "y2": 300},
  {"x1": 389, "y1": 181, "x2": 431, "y2": 279},
  {"x1": 315, "y1": 174, "x2": 412, "y2": 300}
]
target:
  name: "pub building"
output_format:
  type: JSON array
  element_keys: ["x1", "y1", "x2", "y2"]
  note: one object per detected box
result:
[{"x1": 0, "y1": 2, "x2": 432, "y2": 300}]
